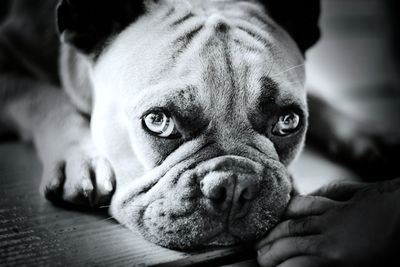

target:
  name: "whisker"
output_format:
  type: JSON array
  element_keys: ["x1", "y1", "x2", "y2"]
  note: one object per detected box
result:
[
  {"x1": 267, "y1": 58, "x2": 275, "y2": 77},
  {"x1": 101, "y1": 216, "x2": 117, "y2": 222},
  {"x1": 270, "y1": 63, "x2": 305, "y2": 77},
  {"x1": 99, "y1": 205, "x2": 110, "y2": 209},
  {"x1": 282, "y1": 80, "x2": 304, "y2": 87},
  {"x1": 106, "y1": 222, "x2": 128, "y2": 231}
]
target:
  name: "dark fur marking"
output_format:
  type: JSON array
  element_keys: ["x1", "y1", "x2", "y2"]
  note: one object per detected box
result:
[
  {"x1": 136, "y1": 206, "x2": 147, "y2": 227},
  {"x1": 57, "y1": 0, "x2": 145, "y2": 56},
  {"x1": 233, "y1": 38, "x2": 264, "y2": 54},
  {"x1": 170, "y1": 12, "x2": 194, "y2": 27},
  {"x1": 258, "y1": 76, "x2": 280, "y2": 115},
  {"x1": 247, "y1": 76, "x2": 279, "y2": 134},
  {"x1": 171, "y1": 175, "x2": 180, "y2": 186},
  {"x1": 164, "y1": 7, "x2": 176, "y2": 19},
  {"x1": 259, "y1": 76, "x2": 279, "y2": 100},
  {"x1": 236, "y1": 26, "x2": 272, "y2": 49},
  {"x1": 171, "y1": 25, "x2": 204, "y2": 61}
]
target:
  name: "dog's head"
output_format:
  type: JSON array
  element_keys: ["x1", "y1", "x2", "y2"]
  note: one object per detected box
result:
[{"x1": 57, "y1": 0, "x2": 320, "y2": 249}]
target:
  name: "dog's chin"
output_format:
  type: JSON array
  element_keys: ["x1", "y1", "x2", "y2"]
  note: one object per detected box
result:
[
  {"x1": 110, "y1": 155, "x2": 292, "y2": 250},
  {"x1": 116, "y1": 198, "x2": 283, "y2": 250}
]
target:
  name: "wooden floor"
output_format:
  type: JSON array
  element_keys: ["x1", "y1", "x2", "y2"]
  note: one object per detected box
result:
[{"x1": 1, "y1": 0, "x2": 400, "y2": 266}]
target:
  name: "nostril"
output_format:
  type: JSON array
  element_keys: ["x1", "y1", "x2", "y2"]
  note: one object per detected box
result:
[
  {"x1": 238, "y1": 188, "x2": 250, "y2": 205},
  {"x1": 240, "y1": 188, "x2": 252, "y2": 201},
  {"x1": 200, "y1": 173, "x2": 231, "y2": 206},
  {"x1": 213, "y1": 187, "x2": 227, "y2": 204},
  {"x1": 200, "y1": 180, "x2": 204, "y2": 190},
  {"x1": 236, "y1": 181, "x2": 259, "y2": 206}
]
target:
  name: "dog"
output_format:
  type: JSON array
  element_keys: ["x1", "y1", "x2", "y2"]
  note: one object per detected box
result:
[{"x1": 0, "y1": 0, "x2": 397, "y2": 250}]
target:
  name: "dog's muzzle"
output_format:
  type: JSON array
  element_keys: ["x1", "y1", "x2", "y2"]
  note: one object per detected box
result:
[{"x1": 111, "y1": 153, "x2": 292, "y2": 249}]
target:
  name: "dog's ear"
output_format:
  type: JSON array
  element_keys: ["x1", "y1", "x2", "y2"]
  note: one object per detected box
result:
[
  {"x1": 57, "y1": 0, "x2": 145, "y2": 55},
  {"x1": 262, "y1": 0, "x2": 321, "y2": 53}
]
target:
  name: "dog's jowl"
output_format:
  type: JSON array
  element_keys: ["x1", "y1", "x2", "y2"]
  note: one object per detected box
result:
[{"x1": 0, "y1": 0, "x2": 320, "y2": 249}]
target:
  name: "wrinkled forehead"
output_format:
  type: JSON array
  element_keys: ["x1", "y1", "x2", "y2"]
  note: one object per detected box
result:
[{"x1": 94, "y1": 0, "x2": 306, "y2": 110}]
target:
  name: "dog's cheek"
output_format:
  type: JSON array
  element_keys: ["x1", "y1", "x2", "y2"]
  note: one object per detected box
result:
[
  {"x1": 127, "y1": 128, "x2": 183, "y2": 169},
  {"x1": 91, "y1": 101, "x2": 146, "y2": 188},
  {"x1": 272, "y1": 127, "x2": 307, "y2": 166},
  {"x1": 111, "y1": 169, "x2": 217, "y2": 249}
]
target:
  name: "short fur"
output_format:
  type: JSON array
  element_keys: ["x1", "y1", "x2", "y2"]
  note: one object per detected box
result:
[{"x1": 2, "y1": 0, "x2": 396, "y2": 250}]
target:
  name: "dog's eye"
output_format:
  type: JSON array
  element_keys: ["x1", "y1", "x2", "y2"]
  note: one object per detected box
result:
[
  {"x1": 142, "y1": 111, "x2": 179, "y2": 138},
  {"x1": 272, "y1": 112, "x2": 300, "y2": 136}
]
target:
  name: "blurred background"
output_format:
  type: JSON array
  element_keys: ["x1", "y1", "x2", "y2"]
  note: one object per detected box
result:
[
  {"x1": 291, "y1": 0, "x2": 400, "y2": 193},
  {"x1": 307, "y1": 0, "x2": 400, "y2": 127}
]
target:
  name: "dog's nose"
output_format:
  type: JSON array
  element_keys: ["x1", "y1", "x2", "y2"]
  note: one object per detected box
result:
[{"x1": 200, "y1": 171, "x2": 260, "y2": 218}]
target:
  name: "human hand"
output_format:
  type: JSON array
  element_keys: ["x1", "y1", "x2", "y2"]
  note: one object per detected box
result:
[{"x1": 256, "y1": 179, "x2": 400, "y2": 267}]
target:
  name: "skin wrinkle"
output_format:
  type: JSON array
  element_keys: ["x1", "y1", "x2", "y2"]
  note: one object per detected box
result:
[
  {"x1": 91, "y1": 0, "x2": 306, "y2": 249},
  {"x1": 170, "y1": 24, "x2": 204, "y2": 64},
  {"x1": 170, "y1": 12, "x2": 195, "y2": 26},
  {"x1": 120, "y1": 140, "x2": 217, "y2": 207}
]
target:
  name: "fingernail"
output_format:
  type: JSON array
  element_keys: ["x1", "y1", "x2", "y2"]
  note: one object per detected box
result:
[
  {"x1": 258, "y1": 243, "x2": 271, "y2": 255},
  {"x1": 257, "y1": 248, "x2": 265, "y2": 256}
]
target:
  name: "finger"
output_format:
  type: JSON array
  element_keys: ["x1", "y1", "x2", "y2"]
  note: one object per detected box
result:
[
  {"x1": 285, "y1": 195, "x2": 338, "y2": 219},
  {"x1": 256, "y1": 216, "x2": 321, "y2": 248},
  {"x1": 257, "y1": 236, "x2": 321, "y2": 267},
  {"x1": 311, "y1": 181, "x2": 367, "y2": 201},
  {"x1": 277, "y1": 256, "x2": 335, "y2": 267}
]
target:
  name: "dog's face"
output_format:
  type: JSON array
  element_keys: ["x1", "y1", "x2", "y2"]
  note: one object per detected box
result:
[{"x1": 58, "y1": 0, "x2": 319, "y2": 249}]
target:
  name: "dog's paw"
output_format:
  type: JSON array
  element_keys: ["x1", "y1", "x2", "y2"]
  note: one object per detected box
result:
[{"x1": 40, "y1": 145, "x2": 115, "y2": 207}]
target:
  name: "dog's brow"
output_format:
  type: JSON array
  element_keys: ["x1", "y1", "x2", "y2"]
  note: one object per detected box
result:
[
  {"x1": 126, "y1": 85, "x2": 199, "y2": 120},
  {"x1": 258, "y1": 76, "x2": 279, "y2": 106},
  {"x1": 169, "y1": 85, "x2": 197, "y2": 104},
  {"x1": 256, "y1": 76, "x2": 304, "y2": 114}
]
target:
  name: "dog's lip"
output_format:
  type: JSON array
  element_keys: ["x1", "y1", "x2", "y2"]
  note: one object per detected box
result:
[
  {"x1": 117, "y1": 150, "x2": 284, "y2": 212},
  {"x1": 204, "y1": 231, "x2": 240, "y2": 246}
]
